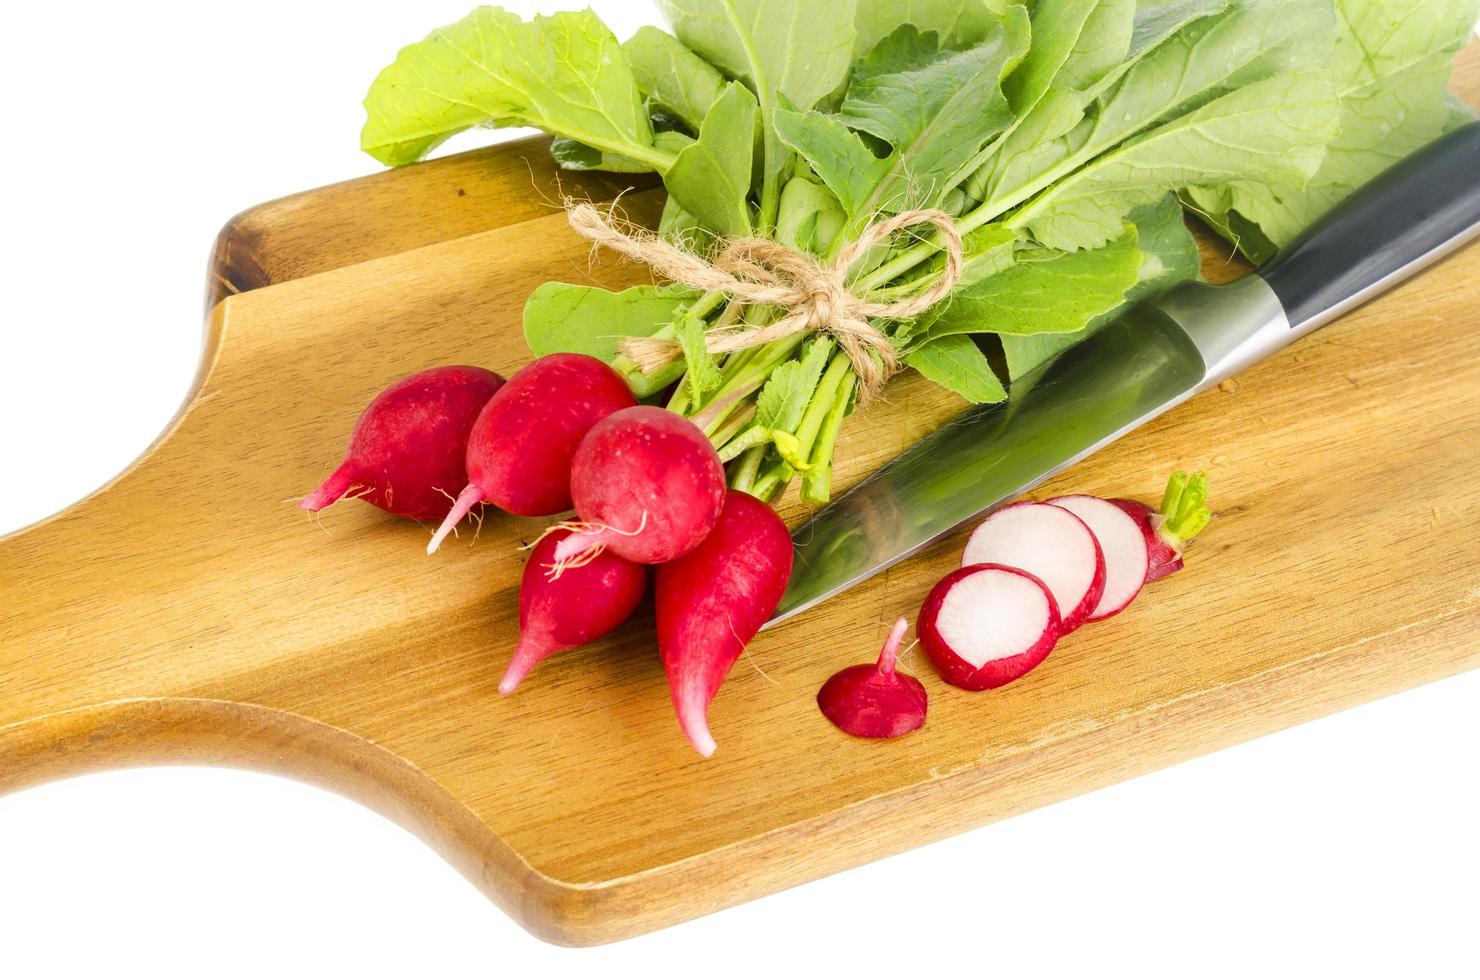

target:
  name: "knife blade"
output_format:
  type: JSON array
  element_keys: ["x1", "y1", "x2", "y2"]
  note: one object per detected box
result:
[{"x1": 771, "y1": 121, "x2": 1480, "y2": 626}]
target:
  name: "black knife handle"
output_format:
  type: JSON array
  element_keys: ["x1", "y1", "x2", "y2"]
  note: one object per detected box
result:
[{"x1": 1261, "y1": 120, "x2": 1480, "y2": 335}]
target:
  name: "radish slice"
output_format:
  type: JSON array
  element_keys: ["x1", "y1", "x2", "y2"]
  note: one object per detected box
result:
[
  {"x1": 918, "y1": 564, "x2": 1062, "y2": 691},
  {"x1": 1048, "y1": 495, "x2": 1150, "y2": 622},
  {"x1": 961, "y1": 501, "x2": 1105, "y2": 634},
  {"x1": 1111, "y1": 471, "x2": 1212, "y2": 583}
]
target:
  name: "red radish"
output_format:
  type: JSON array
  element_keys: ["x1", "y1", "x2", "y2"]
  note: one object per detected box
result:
[
  {"x1": 961, "y1": 501, "x2": 1105, "y2": 634},
  {"x1": 428, "y1": 354, "x2": 635, "y2": 553},
  {"x1": 300, "y1": 365, "x2": 503, "y2": 521},
  {"x1": 656, "y1": 490, "x2": 793, "y2": 757},
  {"x1": 499, "y1": 528, "x2": 648, "y2": 696},
  {"x1": 918, "y1": 564, "x2": 1061, "y2": 691},
  {"x1": 817, "y1": 617, "x2": 928, "y2": 739},
  {"x1": 1111, "y1": 471, "x2": 1212, "y2": 583},
  {"x1": 553, "y1": 406, "x2": 726, "y2": 568},
  {"x1": 1048, "y1": 495, "x2": 1150, "y2": 621}
]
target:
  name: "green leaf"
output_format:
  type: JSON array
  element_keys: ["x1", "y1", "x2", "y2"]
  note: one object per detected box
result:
[
  {"x1": 955, "y1": 224, "x2": 1022, "y2": 287},
  {"x1": 778, "y1": 15, "x2": 1027, "y2": 223},
  {"x1": 655, "y1": 0, "x2": 860, "y2": 224},
  {"x1": 776, "y1": 177, "x2": 847, "y2": 255},
  {"x1": 773, "y1": 108, "x2": 891, "y2": 216},
  {"x1": 1189, "y1": 0, "x2": 1480, "y2": 257},
  {"x1": 1003, "y1": 0, "x2": 1102, "y2": 114},
  {"x1": 676, "y1": 313, "x2": 722, "y2": 399},
  {"x1": 1011, "y1": 71, "x2": 1342, "y2": 251},
  {"x1": 756, "y1": 339, "x2": 833, "y2": 431},
  {"x1": 853, "y1": 25, "x2": 946, "y2": 82},
  {"x1": 664, "y1": 83, "x2": 761, "y2": 237},
  {"x1": 550, "y1": 130, "x2": 693, "y2": 174},
  {"x1": 623, "y1": 26, "x2": 728, "y2": 132},
  {"x1": 1001, "y1": 194, "x2": 1200, "y2": 377},
  {"x1": 855, "y1": 0, "x2": 1008, "y2": 58},
  {"x1": 361, "y1": 8, "x2": 668, "y2": 170},
  {"x1": 964, "y1": 0, "x2": 1230, "y2": 199},
  {"x1": 904, "y1": 334, "x2": 1008, "y2": 403},
  {"x1": 834, "y1": 33, "x2": 1023, "y2": 213},
  {"x1": 929, "y1": 224, "x2": 1143, "y2": 336},
  {"x1": 1055, "y1": 0, "x2": 1137, "y2": 93},
  {"x1": 972, "y1": 0, "x2": 1338, "y2": 217},
  {"x1": 523, "y1": 283, "x2": 696, "y2": 363}
]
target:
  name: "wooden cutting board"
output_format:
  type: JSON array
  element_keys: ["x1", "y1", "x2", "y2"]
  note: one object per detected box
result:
[{"x1": 4, "y1": 49, "x2": 1479, "y2": 947}]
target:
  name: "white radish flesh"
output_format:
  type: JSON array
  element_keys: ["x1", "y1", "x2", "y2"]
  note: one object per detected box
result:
[
  {"x1": 961, "y1": 501, "x2": 1105, "y2": 634},
  {"x1": 918, "y1": 564, "x2": 1062, "y2": 691},
  {"x1": 1048, "y1": 495, "x2": 1150, "y2": 622}
]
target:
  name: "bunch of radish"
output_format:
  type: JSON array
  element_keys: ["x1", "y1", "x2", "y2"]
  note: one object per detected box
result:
[
  {"x1": 300, "y1": 354, "x2": 793, "y2": 758},
  {"x1": 918, "y1": 474, "x2": 1211, "y2": 693}
]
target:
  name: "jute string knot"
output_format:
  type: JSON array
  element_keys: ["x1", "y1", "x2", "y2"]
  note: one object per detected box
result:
[{"x1": 566, "y1": 203, "x2": 964, "y2": 403}]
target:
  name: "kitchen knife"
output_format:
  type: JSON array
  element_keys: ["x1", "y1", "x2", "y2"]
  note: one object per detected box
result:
[{"x1": 772, "y1": 121, "x2": 1480, "y2": 626}]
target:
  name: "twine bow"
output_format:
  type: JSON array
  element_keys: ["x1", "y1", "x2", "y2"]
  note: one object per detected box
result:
[{"x1": 566, "y1": 203, "x2": 964, "y2": 403}]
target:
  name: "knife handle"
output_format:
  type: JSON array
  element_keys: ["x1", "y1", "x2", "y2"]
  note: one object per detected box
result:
[{"x1": 1261, "y1": 120, "x2": 1480, "y2": 338}]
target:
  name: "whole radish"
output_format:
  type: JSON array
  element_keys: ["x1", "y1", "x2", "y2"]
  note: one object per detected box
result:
[
  {"x1": 300, "y1": 365, "x2": 503, "y2": 521},
  {"x1": 656, "y1": 490, "x2": 793, "y2": 757},
  {"x1": 553, "y1": 406, "x2": 726, "y2": 568},
  {"x1": 428, "y1": 354, "x2": 635, "y2": 553},
  {"x1": 1048, "y1": 495, "x2": 1150, "y2": 622},
  {"x1": 817, "y1": 617, "x2": 928, "y2": 739},
  {"x1": 499, "y1": 528, "x2": 648, "y2": 696},
  {"x1": 961, "y1": 501, "x2": 1105, "y2": 634},
  {"x1": 1111, "y1": 472, "x2": 1211, "y2": 583},
  {"x1": 919, "y1": 564, "x2": 1061, "y2": 691}
]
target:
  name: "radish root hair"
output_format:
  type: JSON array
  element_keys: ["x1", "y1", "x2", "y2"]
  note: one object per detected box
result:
[{"x1": 533, "y1": 512, "x2": 649, "y2": 581}]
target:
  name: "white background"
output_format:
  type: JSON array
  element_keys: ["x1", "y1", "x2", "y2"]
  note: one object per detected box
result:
[{"x1": 2, "y1": 3, "x2": 1477, "y2": 976}]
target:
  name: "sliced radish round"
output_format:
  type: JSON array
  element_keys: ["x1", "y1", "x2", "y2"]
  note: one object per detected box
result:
[
  {"x1": 918, "y1": 564, "x2": 1062, "y2": 691},
  {"x1": 961, "y1": 501, "x2": 1105, "y2": 634},
  {"x1": 1048, "y1": 495, "x2": 1150, "y2": 621},
  {"x1": 1110, "y1": 498, "x2": 1183, "y2": 583}
]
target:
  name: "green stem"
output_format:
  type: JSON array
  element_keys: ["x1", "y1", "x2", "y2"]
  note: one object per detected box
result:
[
  {"x1": 749, "y1": 468, "x2": 786, "y2": 504},
  {"x1": 795, "y1": 353, "x2": 853, "y2": 456},
  {"x1": 801, "y1": 374, "x2": 855, "y2": 504},
  {"x1": 1159, "y1": 471, "x2": 1212, "y2": 544},
  {"x1": 717, "y1": 422, "x2": 771, "y2": 463},
  {"x1": 709, "y1": 404, "x2": 758, "y2": 454},
  {"x1": 689, "y1": 332, "x2": 809, "y2": 432},
  {"x1": 730, "y1": 444, "x2": 766, "y2": 494}
]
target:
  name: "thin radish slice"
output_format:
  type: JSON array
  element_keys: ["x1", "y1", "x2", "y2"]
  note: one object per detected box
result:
[
  {"x1": 961, "y1": 501, "x2": 1105, "y2": 634},
  {"x1": 1048, "y1": 495, "x2": 1150, "y2": 622},
  {"x1": 918, "y1": 564, "x2": 1062, "y2": 691}
]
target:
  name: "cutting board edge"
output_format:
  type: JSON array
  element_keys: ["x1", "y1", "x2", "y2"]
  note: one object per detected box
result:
[
  {"x1": 3, "y1": 601, "x2": 1475, "y2": 946},
  {"x1": 203, "y1": 135, "x2": 657, "y2": 312}
]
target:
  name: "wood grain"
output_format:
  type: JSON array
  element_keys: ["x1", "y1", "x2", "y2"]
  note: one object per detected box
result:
[{"x1": 3, "y1": 48, "x2": 1478, "y2": 947}]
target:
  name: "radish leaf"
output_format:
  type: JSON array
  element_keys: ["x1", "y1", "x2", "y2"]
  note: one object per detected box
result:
[
  {"x1": 623, "y1": 26, "x2": 729, "y2": 132},
  {"x1": 854, "y1": 0, "x2": 1008, "y2": 59},
  {"x1": 903, "y1": 334, "x2": 1008, "y2": 404},
  {"x1": 1011, "y1": 72, "x2": 1341, "y2": 250},
  {"x1": 677, "y1": 313, "x2": 723, "y2": 399},
  {"x1": 655, "y1": 0, "x2": 860, "y2": 228},
  {"x1": 665, "y1": 83, "x2": 761, "y2": 237},
  {"x1": 928, "y1": 224, "x2": 1142, "y2": 337},
  {"x1": 1001, "y1": 194, "x2": 1200, "y2": 378},
  {"x1": 757, "y1": 339, "x2": 833, "y2": 432},
  {"x1": 1187, "y1": 0, "x2": 1480, "y2": 258},
  {"x1": 781, "y1": 16, "x2": 1027, "y2": 220},
  {"x1": 524, "y1": 283, "x2": 696, "y2": 363},
  {"x1": 361, "y1": 8, "x2": 666, "y2": 170}
]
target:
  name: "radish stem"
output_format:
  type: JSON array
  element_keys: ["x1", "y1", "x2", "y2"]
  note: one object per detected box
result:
[{"x1": 1159, "y1": 471, "x2": 1212, "y2": 544}]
